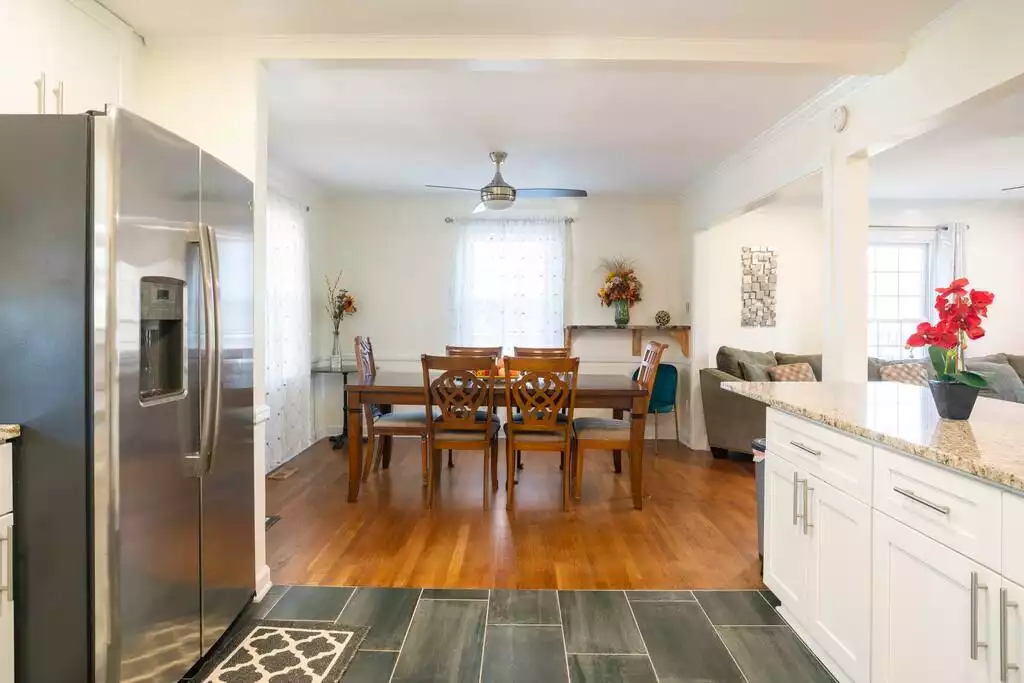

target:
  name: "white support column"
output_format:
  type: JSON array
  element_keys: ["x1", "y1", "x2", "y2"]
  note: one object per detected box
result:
[{"x1": 821, "y1": 149, "x2": 870, "y2": 381}]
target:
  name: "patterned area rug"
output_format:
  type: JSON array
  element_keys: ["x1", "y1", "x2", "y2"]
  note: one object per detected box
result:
[{"x1": 197, "y1": 620, "x2": 369, "y2": 683}]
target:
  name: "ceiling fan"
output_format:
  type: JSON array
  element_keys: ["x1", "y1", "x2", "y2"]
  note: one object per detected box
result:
[
  {"x1": 427, "y1": 151, "x2": 588, "y2": 213},
  {"x1": 1003, "y1": 184, "x2": 1024, "y2": 192}
]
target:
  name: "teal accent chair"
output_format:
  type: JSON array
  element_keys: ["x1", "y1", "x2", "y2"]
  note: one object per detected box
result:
[{"x1": 632, "y1": 363, "x2": 679, "y2": 452}]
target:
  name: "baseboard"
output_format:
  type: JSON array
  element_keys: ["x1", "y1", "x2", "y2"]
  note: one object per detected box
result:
[
  {"x1": 255, "y1": 564, "x2": 273, "y2": 601},
  {"x1": 777, "y1": 606, "x2": 854, "y2": 683}
]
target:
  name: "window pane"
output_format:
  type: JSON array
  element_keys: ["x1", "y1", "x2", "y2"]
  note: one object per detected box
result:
[
  {"x1": 868, "y1": 321, "x2": 879, "y2": 347},
  {"x1": 899, "y1": 296, "x2": 924, "y2": 320},
  {"x1": 898, "y1": 272, "x2": 923, "y2": 295},
  {"x1": 875, "y1": 297, "x2": 899, "y2": 320},
  {"x1": 878, "y1": 322, "x2": 902, "y2": 347},
  {"x1": 873, "y1": 246, "x2": 899, "y2": 271},
  {"x1": 875, "y1": 273, "x2": 899, "y2": 296},
  {"x1": 899, "y1": 246, "x2": 925, "y2": 272}
]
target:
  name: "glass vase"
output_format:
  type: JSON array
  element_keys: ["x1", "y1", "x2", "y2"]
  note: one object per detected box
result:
[
  {"x1": 613, "y1": 300, "x2": 630, "y2": 328},
  {"x1": 330, "y1": 328, "x2": 342, "y2": 370}
]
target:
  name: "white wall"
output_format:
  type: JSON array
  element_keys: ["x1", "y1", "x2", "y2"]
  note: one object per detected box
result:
[
  {"x1": 308, "y1": 193, "x2": 691, "y2": 440},
  {"x1": 871, "y1": 199, "x2": 1024, "y2": 355}
]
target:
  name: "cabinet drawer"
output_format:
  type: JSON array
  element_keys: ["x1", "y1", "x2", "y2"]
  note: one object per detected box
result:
[
  {"x1": 1003, "y1": 493, "x2": 1024, "y2": 586},
  {"x1": 767, "y1": 409, "x2": 873, "y2": 503},
  {"x1": 0, "y1": 444, "x2": 10, "y2": 516},
  {"x1": 874, "y1": 447, "x2": 1001, "y2": 571}
]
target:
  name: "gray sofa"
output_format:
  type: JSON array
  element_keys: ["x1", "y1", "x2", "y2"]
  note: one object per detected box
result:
[{"x1": 700, "y1": 346, "x2": 1024, "y2": 458}]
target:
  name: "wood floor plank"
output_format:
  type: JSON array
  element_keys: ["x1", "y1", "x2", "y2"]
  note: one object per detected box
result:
[
  {"x1": 489, "y1": 589, "x2": 560, "y2": 625},
  {"x1": 481, "y1": 625, "x2": 568, "y2": 683},
  {"x1": 267, "y1": 439, "x2": 761, "y2": 589},
  {"x1": 338, "y1": 587, "x2": 420, "y2": 651},
  {"x1": 717, "y1": 626, "x2": 837, "y2": 683},
  {"x1": 630, "y1": 600, "x2": 745, "y2": 682},
  {"x1": 391, "y1": 599, "x2": 487, "y2": 683},
  {"x1": 559, "y1": 591, "x2": 646, "y2": 655}
]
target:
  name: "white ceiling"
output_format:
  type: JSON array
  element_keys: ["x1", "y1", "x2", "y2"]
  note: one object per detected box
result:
[
  {"x1": 104, "y1": 0, "x2": 957, "y2": 41},
  {"x1": 267, "y1": 64, "x2": 840, "y2": 194},
  {"x1": 871, "y1": 89, "x2": 1024, "y2": 200}
]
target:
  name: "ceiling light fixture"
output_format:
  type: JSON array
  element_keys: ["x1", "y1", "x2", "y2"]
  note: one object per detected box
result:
[{"x1": 480, "y1": 152, "x2": 516, "y2": 210}]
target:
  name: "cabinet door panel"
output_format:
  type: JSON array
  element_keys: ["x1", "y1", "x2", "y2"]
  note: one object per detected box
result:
[
  {"x1": 0, "y1": 513, "x2": 11, "y2": 683},
  {"x1": 58, "y1": 0, "x2": 121, "y2": 114},
  {"x1": 0, "y1": 0, "x2": 59, "y2": 113},
  {"x1": 764, "y1": 455, "x2": 808, "y2": 616},
  {"x1": 1001, "y1": 579, "x2": 1024, "y2": 683},
  {"x1": 872, "y1": 511, "x2": 996, "y2": 683},
  {"x1": 807, "y1": 476, "x2": 871, "y2": 683}
]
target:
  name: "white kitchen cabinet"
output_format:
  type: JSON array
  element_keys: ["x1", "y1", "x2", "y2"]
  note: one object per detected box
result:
[
  {"x1": 57, "y1": 0, "x2": 123, "y2": 114},
  {"x1": 805, "y1": 476, "x2": 872, "y2": 683},
  {"x1": 1000, "y1": 578, "x2": 1024, "y2": 683},
  {"x1": 0, "y1": 513, "x2": 12, "y2": 683},
  {"x1": 0, "y1": 0, "x2": 60, "y2": 113},
  {"x1": 873, "y1": 511, "x2": 998, "y2": 683},
  {"x1": 764, "y1": 455, "x2": 809, "y2": 613}
]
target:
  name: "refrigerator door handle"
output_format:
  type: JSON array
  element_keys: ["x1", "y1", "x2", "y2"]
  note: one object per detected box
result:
[
  {"x1": 204, "y1": 223, "x2": 224, "y2": 475},
  {"x1": 193, "y1": 223, "x2": 218, "y2": 475}
]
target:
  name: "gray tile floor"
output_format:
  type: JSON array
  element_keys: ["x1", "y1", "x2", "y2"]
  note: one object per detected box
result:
[{"x1": 218, "y1": 586, "x2": 837, "y2": 683}]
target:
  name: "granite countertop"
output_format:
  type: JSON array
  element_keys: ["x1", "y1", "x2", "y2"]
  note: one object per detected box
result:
[
  {"x1": 723, "y1": 381, "x2": 1024, "y2": 493},
  {"x1": 0, "y1": 425, "x2": 20, "y2": 442}
]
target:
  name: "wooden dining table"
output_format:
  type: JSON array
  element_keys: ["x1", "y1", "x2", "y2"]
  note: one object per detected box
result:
[{"x1": 345, "y1": 371, "x2": 650, "y2": 509}]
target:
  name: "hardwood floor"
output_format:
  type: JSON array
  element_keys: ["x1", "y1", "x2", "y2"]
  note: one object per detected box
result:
[{"x1": 266, "y1": 438, "x2": 763, "y2": 589}]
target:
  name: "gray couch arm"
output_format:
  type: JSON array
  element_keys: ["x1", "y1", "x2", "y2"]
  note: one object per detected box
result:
[{"x1": 699, "y1": 368, "x2": 767, "y2": 455}]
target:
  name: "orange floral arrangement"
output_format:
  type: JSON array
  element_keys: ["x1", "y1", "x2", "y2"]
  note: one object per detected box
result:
[
  {"x1": 325, "y1": 272, "x2": 357, "y2": 333},
  {"x1": 597, "y1": 258, "x2": 643, "y2": 307}
]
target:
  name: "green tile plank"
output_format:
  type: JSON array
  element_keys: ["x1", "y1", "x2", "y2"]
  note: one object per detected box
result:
[
  {"x1": 489, "y1": 590, "x2": 560, "y2": 625},
  {"x1": 481, "y1": 625, "x2": 568, "y2": 682},
  {"x1": 567, "y1": 654, "x2": 658, "y2": 683},
  {"x1": 718, "y1": 626, "x2": 837, "y2": 683},
  {"x1": 694, "y1": 590, "x2": 785, "y2": 626},
  {"x1": 558, "y1": 591, "x2": 646, "y2": 654},
  {"x1": 631, "y1": 600, "x2": 745, "y2": 683},
  {"x1": 341, "y1": 650, "x2": 399, "y2": 682},
  {"x1": 338, "y1": 587, "x2": 421, "y2": 651},
  {"x1": 266, "y1": 585, "x2": 354, "y2": 621},
  {"x1": 391, "y1": 599, "x2": 487, "y2": 683}
]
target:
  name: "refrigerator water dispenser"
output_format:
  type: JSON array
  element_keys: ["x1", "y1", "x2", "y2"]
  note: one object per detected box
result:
[{"x1": 139, "y1": 277, "x2": 185, "y2": 402}]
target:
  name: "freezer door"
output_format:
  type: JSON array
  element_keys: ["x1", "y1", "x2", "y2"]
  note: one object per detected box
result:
[
  {"x1": 199, "y1": 151, "x2": 256, "y2": 654},
  {"x1": 108, "y1": 109, "x2": 204, "y2": 683}
]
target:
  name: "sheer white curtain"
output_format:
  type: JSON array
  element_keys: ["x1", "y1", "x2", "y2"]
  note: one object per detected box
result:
[
  {"x1": 453, "y1": 218, "x2": 566, "y2": 352},
  {"x1": 264, "y1": 193, "x2": 313, "y2": 472}
]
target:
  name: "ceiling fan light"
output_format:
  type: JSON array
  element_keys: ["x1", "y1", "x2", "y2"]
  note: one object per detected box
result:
[{"x1": 481, "y1": 183, "x2": 516, "y2": 211}]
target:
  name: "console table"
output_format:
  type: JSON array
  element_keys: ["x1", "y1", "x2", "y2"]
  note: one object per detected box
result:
[{"x1": 564, "y1": 324, "x2": 691, "y2": 358}]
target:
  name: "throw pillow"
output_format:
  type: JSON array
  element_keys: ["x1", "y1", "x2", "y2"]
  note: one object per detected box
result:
[
  {"x1": 879, "y1": 362, "x2": 929, "y2": 386},
  {"x1": 717, "y1": 346, "x2": 776, "y2": 379},
  {"x1": 867, "y1": 357, "x2": 886, "y2": 382},
  {"x1": 768, "y1": 362, "x2": 816, "y2": 382},
  {"x1": 775, "y1": 353, "x2": 823, "y2": 380},
  {"x1": 737, "y1": 360, "x2": 774, "y2": 382},
  {"x1": 969, "y1": 361, "x2": 1024, "y2": 401}
]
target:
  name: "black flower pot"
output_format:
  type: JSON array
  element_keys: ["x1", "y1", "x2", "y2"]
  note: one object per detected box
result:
[{"x1": 928, "y1": 380, "x2": 980, "y2": 420}]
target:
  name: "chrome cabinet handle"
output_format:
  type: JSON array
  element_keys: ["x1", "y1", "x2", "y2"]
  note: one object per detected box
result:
[
  {"x1": 793, "y1": 473, "x2": 807, "y2": 527},
  {"x1": 893, "y1": 486, "x2": 950, "y2": 515},
  {"x1": 804, "y1": 485, "x2": 814, "y2": 534},
  {"x1": 34, "y1": 72, "x2": 46, "y2": 113},
  {"x1": 1002, "y1": 588, "x2": 1019, "y2": 681},
  {"x1": 972, "y1": 572, "x2": 989, "y2": 660},
  {"x1": 204, "y1": 224, "x2": 223, "y2": 474},
  {"x1": 0, "y1": 524, "x2": 12, "y2": 602},
  {"x1": 790, "y1": 441, "x2": 821, "y2": 457}
]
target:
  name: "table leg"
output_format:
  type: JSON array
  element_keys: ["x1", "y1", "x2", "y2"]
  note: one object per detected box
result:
[
  {"x1": 381, "y1": 435, "x2": 394, "y2": 469},
  {"x1": 612, "y1": 408, "x2": 624, "y2": 474},
  {"x1": 347, "y1": 399, "x2": 364, "y2": 502},
  {"x1": 629, "y1": 398, "x2": 646, "y2": 510},
  {"x1": 331, "y1": 369, "x2": 354, "y2": 450}
]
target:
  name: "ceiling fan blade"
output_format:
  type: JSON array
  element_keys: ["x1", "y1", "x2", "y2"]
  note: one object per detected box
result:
[
  {"x1": 1002, "y1": 185, "x2": 1024, "y2": 192},
  {"x1": 472, "y1": 202, "x2": 487, "y2": 214},
  {"x1": 426, "y1": 184, "x2": 480, "y2": 192},
  {"x1": 517, "y1": 188, "x2": 589, "y2": 198}
]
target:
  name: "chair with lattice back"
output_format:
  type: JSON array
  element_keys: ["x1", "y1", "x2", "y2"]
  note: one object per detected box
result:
[
  {"x1": 354, "y1": 336, "x2": 431, "y2": 484},
  {"x1": 502, "y1": 356, "x2": 579, "y2": 511},
  {"x1": 421, "y1": 354, "x2": 500, "y2": 508},
  {"x1": 443, "y1": 346, "x2": 502, "y2": 469},
  {"x1": 571, "y1": 341, "x2": 666, "y2": 502}
]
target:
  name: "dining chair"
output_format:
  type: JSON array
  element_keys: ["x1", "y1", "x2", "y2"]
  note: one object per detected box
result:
[
  {"x1": 503, "y1": 356, "x2": 579, "y2": 511},
  {"x1": 354, "y1": 336, "x2": 431, "y2": 484},
  {"x1": 571, "y1": 341, "x2": 666, "y2": 502},
  {"x1": 421, "y1": 354, "x2": 500, "y2": 509},
  {"x1": 444, "y1": 345, "x2": 502, "y2": 468},
  {"x1": 632, "y1": 363, "x2": 679, "y2": 453},
  {"x1": 512, "y1": 346, "x2": 571, "y2": 473}
]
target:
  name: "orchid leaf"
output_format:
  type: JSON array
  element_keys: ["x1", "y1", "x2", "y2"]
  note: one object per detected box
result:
[
  {"x1": 955, "y1": 370, "x2": 989, "y2": 389},
  {"x1": 928, "y1": 346, "x2": 954, "y2": 381}
]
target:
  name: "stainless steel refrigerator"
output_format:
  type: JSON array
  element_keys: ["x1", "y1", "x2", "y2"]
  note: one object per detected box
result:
[{"x1": 0, "y1": 108, "x2": 256, "y2": 682}]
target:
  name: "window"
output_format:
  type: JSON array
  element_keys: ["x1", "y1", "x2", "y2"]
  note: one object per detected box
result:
[
  {"x1": 453, "y1": 219, "x2": 566, "y2": 352},
  {"x1": 867, "y1": 242, "x2": 930, "y2": 361}
]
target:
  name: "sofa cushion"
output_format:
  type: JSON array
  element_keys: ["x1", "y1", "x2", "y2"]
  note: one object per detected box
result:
[
  {"x1": 717, "y1": 346, "x2": 776, "y2": 379},
  {"x1": 879, "y1": 362, "x2": 929, "y2": 386},
  {"x1": 738, "y1": 360, "x2": 775, "y2": 382},
  {"x1": 1007, "y1": 355, "x2": 1024, "y2": 381},
  {"x1": 970, "y1": 361, "x2": 1024, "y2": 402},
  {"x1": 868, "y1": 357, "x2": 886, "y2": 381},
  {"x1": 768, "y1": 362, "x2": 816, "y2": 382},
  {"x1": 775, "y1": 353, "x2": 822, "y2": 380}
]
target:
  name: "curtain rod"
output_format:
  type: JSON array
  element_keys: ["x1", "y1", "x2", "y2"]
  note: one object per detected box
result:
[
  {"x1": 444, "y1": 216, "x2": 576, "y2": 224},
  {"x1": 869, "y1": 224, "x2": 947, "y2": 230}
]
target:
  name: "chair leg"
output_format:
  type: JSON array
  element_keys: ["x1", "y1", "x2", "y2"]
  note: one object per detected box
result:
[
  {"x1": 428, "y1": 449, "x2": 439, "y2": 509},
  {"x1": 673, "y1": 406, "x2": 680, "y2": 444},
  {"x1": 448, "y1": 449, "x2": 454, "y2": 468},
  {"x1": 361, "y1": 435, "x2": 377, "y2": 482},
  {"x1": 372, "y1": 438, "x2": 385, "y2": 473},
  {"x1": 482, "y1": 444, "x2": 490, "y2": 510},
  {"x1": 516, "y1": 451, "x2": 523, "y2": 470},
  {"x1": 654, "y1": 412, "x2": 659, "y2": 455},
  {"x1": 490, "y1": 439, "x2": 499, "y2": 492},
  {"x1": 420, "y1": 436, "x2": 428, "y2": 487},
  {"x1": 562, "y1": 449, "x2": 571, "y2": 511},
  {"x1": 505, "y1": 438, "x2": 515, "y2": 511},
  {"x1": 574, "y1": 442, "x2": 584, "y2": 503},
  {"x1": 559, "y1": 451, "x2": 564, "y2": 471}
]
